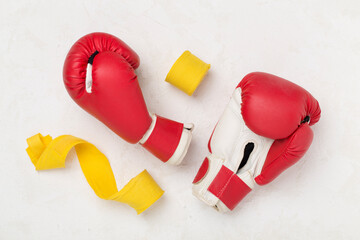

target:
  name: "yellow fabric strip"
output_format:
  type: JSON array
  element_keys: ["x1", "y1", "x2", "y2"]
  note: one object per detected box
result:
[
  {"x1": 26, "y1": 133, "x2": 164, "y2": 214},
  {"x1": 166, "y1": 50, "x2": 210, "y2": 96}
]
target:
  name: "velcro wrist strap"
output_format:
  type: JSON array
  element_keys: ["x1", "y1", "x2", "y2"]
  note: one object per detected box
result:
[
  {"x1": 26, "y1": 133, "x2": 164, "y2": 214},
  {"x1": 141, "y1": 115, "x2": 183, "y2": 162},
  {"x1": 208, "y1": 165, "x2": 252, "y2": 211}
]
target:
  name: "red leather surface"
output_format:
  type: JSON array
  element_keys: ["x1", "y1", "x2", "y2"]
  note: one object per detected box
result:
[
  {"x1": 63, "y1": 32, "x2": 140, "y2": 99},
  {"x1": 142, "y1": 115, "x2": 183, "y2": 162},
  {"x1": 63, "y1": 33, "x2": 152, "y2": 143},
  {"x1": 192, "y1": 157, "x2": 209, "y2": 184},
  {"x1": 238, "y1": 72, "x2": 321, "y2": 139},
  {"x1": 255, "y1": 123, "x2": 314, "y2": 185},
  {"x1": 208, "y1": 166, "x2": 251, "y2": 210}
]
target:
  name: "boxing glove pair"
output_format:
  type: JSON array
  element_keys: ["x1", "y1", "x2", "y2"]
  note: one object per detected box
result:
[{"x1": 63, "y1": 33, "x2": 321, "y2": 212}]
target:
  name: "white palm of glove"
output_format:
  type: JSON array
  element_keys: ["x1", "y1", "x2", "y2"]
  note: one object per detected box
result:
[{"x1": 192, "y1": 88, "x2": 274, "y2": 212}]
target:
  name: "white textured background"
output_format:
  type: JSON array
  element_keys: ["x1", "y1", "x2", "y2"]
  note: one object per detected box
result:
[{"x1": 1, "y1": 0, "x2": 359, "y2": 239}]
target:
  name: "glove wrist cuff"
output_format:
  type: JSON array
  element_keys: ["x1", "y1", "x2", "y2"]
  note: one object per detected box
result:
[
  {"x1": 140, "y1": 114, "x2": 193, "y2": 165},
  {"x1": 192, "y1": 155, "x2": 253, "y2": 212}
]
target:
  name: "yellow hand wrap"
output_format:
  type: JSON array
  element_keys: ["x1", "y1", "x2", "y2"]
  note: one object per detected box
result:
[
  {"x1": 26, "y1": 133, "x2": 164, "y2": 214},
  {"x1": 166, "y1": 51, "x2": 210, "y2": 96}
]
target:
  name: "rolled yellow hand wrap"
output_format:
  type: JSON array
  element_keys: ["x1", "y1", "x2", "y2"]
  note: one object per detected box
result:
[
  {"x1": 26, "y1": 133, "x2": 164, "y2": 214},
  {"x1": 166, "y1": 50, "x2": 210, "y2": 96}
]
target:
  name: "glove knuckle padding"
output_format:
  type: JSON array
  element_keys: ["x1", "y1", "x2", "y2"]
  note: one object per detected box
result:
[
  {"x1": 239, "y1": 72, "x2": 321, "y2": 139},
  {"x1": 63, "y1": 32, "x2": 140, "y2": 99},
  {"x1": 255, "y1": 123, "x2": 314, "y2": 185}
]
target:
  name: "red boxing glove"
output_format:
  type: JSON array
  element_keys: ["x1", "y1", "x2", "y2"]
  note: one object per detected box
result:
[
  {"x1": 63, "y1": 33, "x2": 193, "y2": 165},
  {"x1": 192, "y1": 72, "x2": 321, "y2": 212}
]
